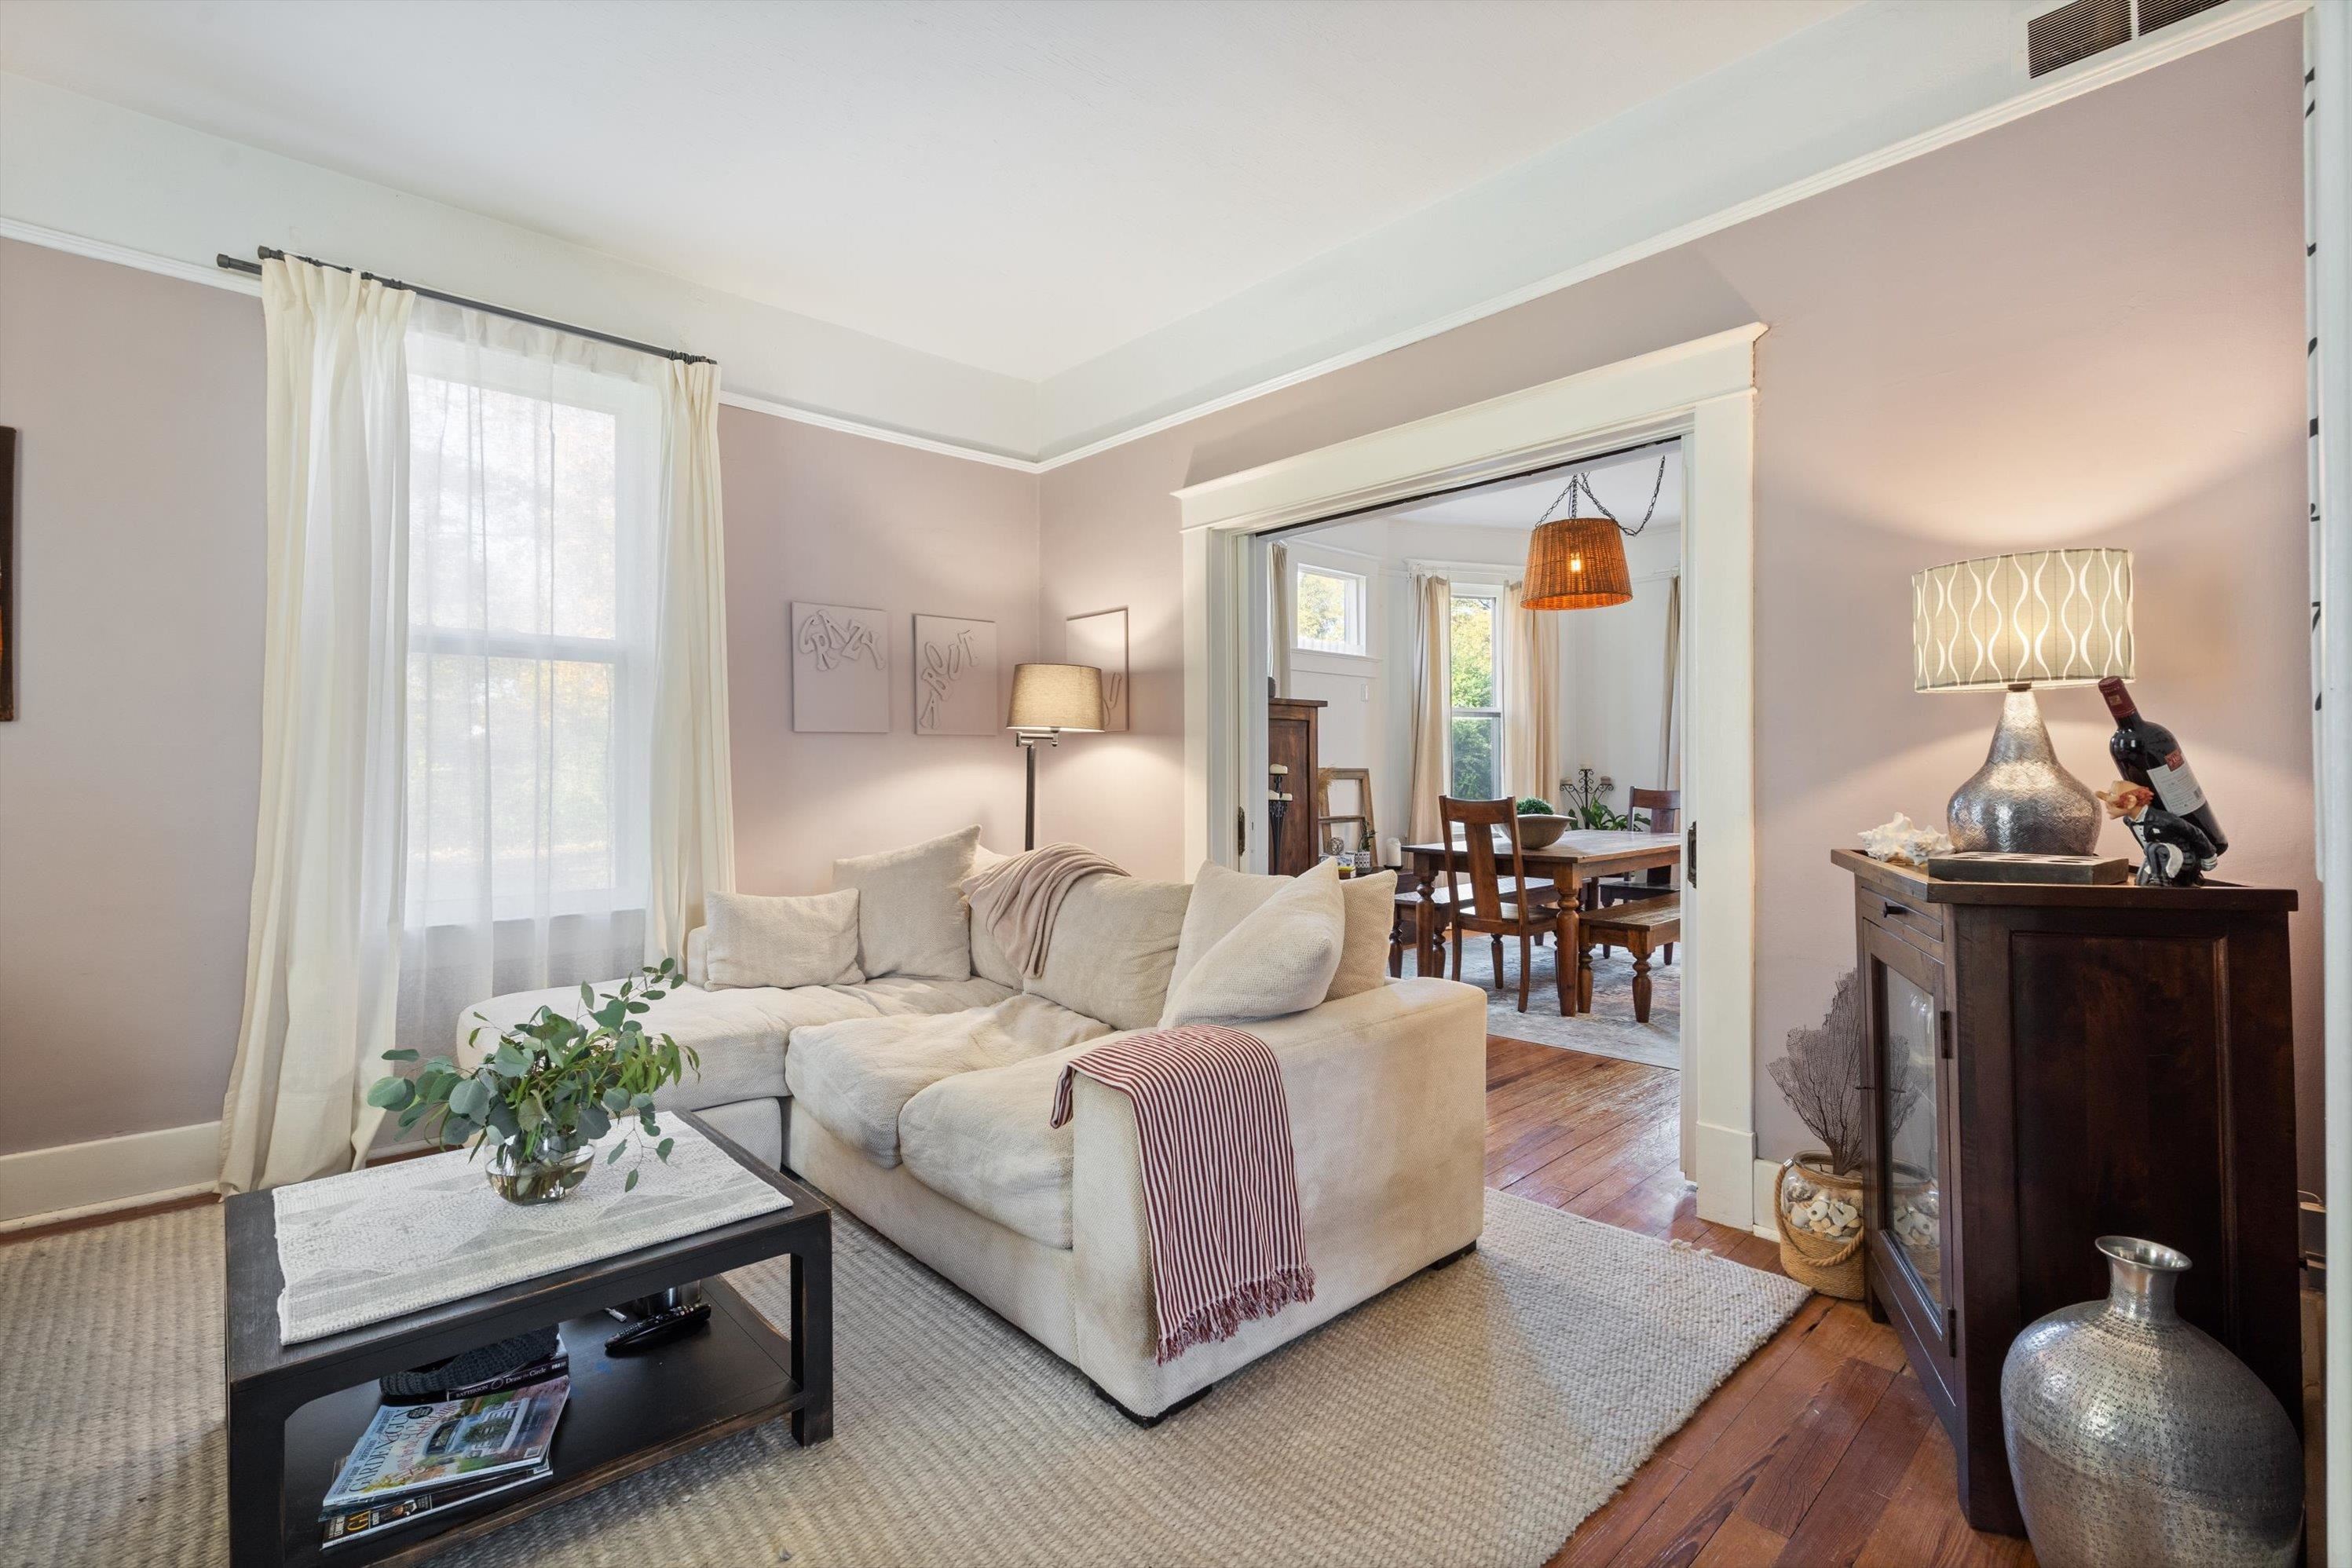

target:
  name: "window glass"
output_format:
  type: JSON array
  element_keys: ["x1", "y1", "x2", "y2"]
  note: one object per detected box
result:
[
  {"x1": 1449, "y1": 590, "x2": 1502, "y2": 799},
  {"x1": 1295, "y1": 565, "x2": 1366, "y2": 656}
]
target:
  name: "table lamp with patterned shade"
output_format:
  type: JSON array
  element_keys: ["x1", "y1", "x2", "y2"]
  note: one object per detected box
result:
[
  {"x1": 1007, "y1": 662, "x2": 1105, "y2": 851},
  {"x1": 1912, "y1": 549, "x2": 2133, "y2": 854}
]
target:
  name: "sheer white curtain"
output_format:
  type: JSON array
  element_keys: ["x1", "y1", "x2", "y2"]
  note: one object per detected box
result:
[
  {"x1": 220, "y1": 258, "x2": 415, "y2": 1192},
  {"x1": 395, "y1": 299, "x2": 733, "y2": 1056},
  {"x1": 1503, "y1": 578, "x2": 1560, "y2": 806}
]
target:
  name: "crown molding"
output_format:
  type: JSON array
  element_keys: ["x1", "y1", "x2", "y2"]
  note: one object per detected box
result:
[{"x1": 2, "y1": 0, "x2": 2303, "y2": 474}]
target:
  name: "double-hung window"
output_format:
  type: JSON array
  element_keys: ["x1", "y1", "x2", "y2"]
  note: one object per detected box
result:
[
  {"x1": 403, "y1": 320, "x2": 661, "y2": 940},
  {"x1": 1449, "y1": 587, "x2": 1503, "y2": 799}
]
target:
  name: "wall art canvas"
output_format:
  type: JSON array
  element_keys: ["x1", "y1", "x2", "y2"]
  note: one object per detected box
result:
[
  {"x1": 1065, "y1": 607, "x2": 1128, "y2": 733},
  {"x1": 791, "y1": 601, "x2": 888, "y2": 733},
  {"x1": 913, "y1": 615, "x2": 999, "y2": 736}
]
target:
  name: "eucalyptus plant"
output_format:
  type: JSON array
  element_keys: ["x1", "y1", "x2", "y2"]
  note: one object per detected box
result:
[{"x1": 367, "y1": 960, "x2": 701, "y2": 1194}]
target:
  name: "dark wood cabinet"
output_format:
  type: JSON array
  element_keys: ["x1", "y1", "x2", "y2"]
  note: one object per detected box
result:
[
  {"x1": 1267, "y1": 697, "x2": 1324, "y2": 875},
  {"x1": 1833, "y1": 849, "x2": 2300, "y2": 1534}
]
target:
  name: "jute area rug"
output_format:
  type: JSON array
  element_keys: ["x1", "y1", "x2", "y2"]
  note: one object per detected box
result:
[{"x1": 1, "y1": 1187, "x2": 1804, "y2": 1567}]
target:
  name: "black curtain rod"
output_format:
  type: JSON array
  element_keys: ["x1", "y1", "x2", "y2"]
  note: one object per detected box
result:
[{"x1": 215, "y1": 248, "x2": 715, "y2": 366}]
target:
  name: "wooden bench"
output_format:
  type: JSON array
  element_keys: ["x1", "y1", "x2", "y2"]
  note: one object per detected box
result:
[{"x1": 1577, "y1": 897, "x2": 1681, "y2": 1022}]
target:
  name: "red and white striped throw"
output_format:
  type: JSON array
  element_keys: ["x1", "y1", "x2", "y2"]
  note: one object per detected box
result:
[{"x1": 1050, "y1": 1022, "x2": 1315, "y2": 1363}]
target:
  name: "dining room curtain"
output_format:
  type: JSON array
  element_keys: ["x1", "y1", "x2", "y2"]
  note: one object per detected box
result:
[
  {"x1": 1503, "y1": 577, "x2": 1560, "y2": 806},
  {"x1": 1659, "y1": 574, "x2": 1683, "y2": 788},
  {"x1": 1269, "y1": 541, "x2": 1293, "y2": 698},
  {"x1": 219, "y1": 257, "x2": 416, "y2": 1193},
  {"x1": 1406, "y1": 572, "x2": 1451, "y2": 842},
  {"x1": 395, "y1": 297, "x2": 736, "y2": 1065}
]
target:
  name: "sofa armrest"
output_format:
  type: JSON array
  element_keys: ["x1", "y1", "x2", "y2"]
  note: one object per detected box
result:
[{"x1": 1066, "y1": 976, "x2": 1487, "y2": 1416}]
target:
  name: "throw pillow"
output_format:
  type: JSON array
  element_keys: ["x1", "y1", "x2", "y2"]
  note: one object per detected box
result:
[
  {"x1": 1328, "y1": 869, "x2": 1399, "y2": 999},
  {"x1": 1159, "y1": 859, "x2": 1345, "y2": 1027},
  {"x1": 835, "y1": 825, "x2": 980, "y2": 981},
  {"x1": 1165, "y1": 861, "x2": 1395, "y2": 1004},
  {"x1": 704, "y1": 888, "x2": 864, "y2": 989},
  {"x1": 965, "y1": 843, "x2": 1024, "y2": 989},
  {"x1": 1022, "y1": 875, "x2": 1193, "y2": 1030}
]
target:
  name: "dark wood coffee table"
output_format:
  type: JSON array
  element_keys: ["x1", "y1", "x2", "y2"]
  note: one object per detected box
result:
[{"x1": 223, "y1": 1112, "x2": 831, "y2": 1567}]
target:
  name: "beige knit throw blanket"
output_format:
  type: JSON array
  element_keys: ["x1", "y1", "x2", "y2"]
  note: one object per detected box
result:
[{"x1": 964, "y1": 843, "x2": 1126, "y2": 978}]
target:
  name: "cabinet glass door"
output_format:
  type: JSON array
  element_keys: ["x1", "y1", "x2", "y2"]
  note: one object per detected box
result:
[{"x1": 1880, "y1": 966, "x2": 1943, "y2": 1310}]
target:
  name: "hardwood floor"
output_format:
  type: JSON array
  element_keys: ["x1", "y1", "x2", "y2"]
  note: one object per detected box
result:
[{"x1": 1484, "y1": 1034, "x2": 2036, "y2": 1568}]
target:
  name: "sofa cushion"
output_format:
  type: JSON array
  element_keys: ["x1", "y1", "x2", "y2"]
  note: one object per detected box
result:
[
  {"x1": 1159, "y1": 860, "x2": 1344, "y2": 1027},
  {"x1": 456, "y1": 972, "x2": 1013, "y2": 1115},
  {"x1": 1165, "y1": 861, "x2": 1395, "y2": 1006},
  {"x1": 835, "y1": 826, "x2": 979, "y2": 981},
  {"x1": 704, "y1": 888, "x2": 863, "y2": 989},
  {"x1": 786, "y1": 993, "x2": 1107, "y2": 1168},
  {"x1": 457, "y1": 980, "x2": 883, "y2": 1112},
  {"x1": 1022, "y1": 875, "x2": 1191, "y2": 1030},
  {"x1": 900, "y1": 1042, "x2": 1098, "y2": 1248},
  {"x1": 965, "y1": 843, "x2": 1024, "y2": 989}
]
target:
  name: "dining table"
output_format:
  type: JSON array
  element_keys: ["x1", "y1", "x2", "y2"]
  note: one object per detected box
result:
[{"x1": 1399, "y1": 829, "x2": 1681, "y2": 1011}]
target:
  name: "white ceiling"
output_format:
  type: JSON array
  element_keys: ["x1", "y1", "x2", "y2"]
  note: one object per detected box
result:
[
  {"x1": 0, "y1": 0, "x2": 1851, "y2": 382},
  {"x1": 1389, "y1": 445, "x2": 1684, "y2": 534}
]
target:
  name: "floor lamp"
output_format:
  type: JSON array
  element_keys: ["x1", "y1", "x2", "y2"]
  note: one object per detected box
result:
[{"x1": 1007, "y1": 663, "x2": 1105, "y2": 851}]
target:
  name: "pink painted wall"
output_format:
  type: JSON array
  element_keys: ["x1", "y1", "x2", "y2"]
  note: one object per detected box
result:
[
  {"x1": 0, "y1": 246, "x2": 1036, "y2": 1157},
  {"x1": 1037, "y1": 26, "x2": 2321, "y2": 1179},
  {"x1": 0, "y1": 238, "x2": 269, "y2": 1156},
  {"x1": 719, "y1": 408, "x2": 1038, "y2": 893}
]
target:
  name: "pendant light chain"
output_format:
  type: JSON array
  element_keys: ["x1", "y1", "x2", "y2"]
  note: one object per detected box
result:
[{"x1": 1529, "y1": 451, "x2": 1670, "y2": 537}]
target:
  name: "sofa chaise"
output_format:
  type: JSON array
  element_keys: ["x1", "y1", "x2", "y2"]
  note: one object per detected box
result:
[{"x1": 460, "y1": 829, "x2": 1487, "y2": 1420}]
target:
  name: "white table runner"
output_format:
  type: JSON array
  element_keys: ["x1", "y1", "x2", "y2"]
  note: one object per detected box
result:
[{"x1": 273, "y1": 1123, "x2": 789, "y2": 1343}]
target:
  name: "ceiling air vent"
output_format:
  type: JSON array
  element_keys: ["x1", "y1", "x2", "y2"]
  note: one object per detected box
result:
[
  {"x1": 2138, "y1": 0, "x2": 2229, "y2": 35},
  {"x1": 2028, "y1": 0, "x2": 2131, "y2": 77}
]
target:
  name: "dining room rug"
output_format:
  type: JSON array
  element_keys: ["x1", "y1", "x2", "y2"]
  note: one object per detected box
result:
[
  {"x1": 0, "y1": 1186, "x2": 1803, "y2": 1568},
  {"x1": 1445, "y1": 940, "x2": 1681, "y2": 1069}
]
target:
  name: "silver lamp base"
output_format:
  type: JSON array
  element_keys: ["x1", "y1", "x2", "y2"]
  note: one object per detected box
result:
[{"x1": 1947, "y1": 685, "x2": 2101, "y2": 855}]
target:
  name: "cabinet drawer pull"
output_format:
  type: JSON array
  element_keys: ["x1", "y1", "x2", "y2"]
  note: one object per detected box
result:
[{"x1": 1882, "y1": 900, "x2": 1914, "y2": 920}]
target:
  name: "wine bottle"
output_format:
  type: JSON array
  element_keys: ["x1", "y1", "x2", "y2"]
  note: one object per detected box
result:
[{"x1": 2098, "y1": 678, "x2": 2227, "y2": 858}]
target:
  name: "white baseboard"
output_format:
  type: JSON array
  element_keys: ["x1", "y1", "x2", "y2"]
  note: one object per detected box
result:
[
  {"x1": 1752, "y1": 1157, "x2": 1784, "y2": 1243},
  {"x1": 1692, "y1": 1120, "x2": 1754, "y2": 1231},
  {"x1": 0, "y1": 1120, "x2": 219, "y2": 1231}
]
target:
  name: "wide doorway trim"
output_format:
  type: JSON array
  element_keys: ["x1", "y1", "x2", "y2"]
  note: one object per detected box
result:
[{"x1": 1172, "y1": 322, "x2": 1762, "y2": 1230}]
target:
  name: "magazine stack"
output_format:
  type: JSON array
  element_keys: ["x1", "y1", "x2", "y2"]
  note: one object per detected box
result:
[{"x1": 319, "y1": 1340, "x2": 569, "y2": 1549}]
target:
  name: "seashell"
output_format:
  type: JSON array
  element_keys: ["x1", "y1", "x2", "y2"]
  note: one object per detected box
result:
[{"x1": 1858, "y1": 810, "x2": 1955, "y2": 867}]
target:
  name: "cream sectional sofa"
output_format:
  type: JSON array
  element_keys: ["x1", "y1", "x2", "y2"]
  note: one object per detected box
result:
[{"x1": 460, "y1": 849, "x2": 1487, "y2": 1420}]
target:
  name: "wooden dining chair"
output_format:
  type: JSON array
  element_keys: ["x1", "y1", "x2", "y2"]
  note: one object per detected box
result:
[
  {"x1": 1433, "y1": 796, "x2": 1571, "y2": 1013},
  {"x1": 1593, "y1": 786, "x2": 1681, "y2": 963}
]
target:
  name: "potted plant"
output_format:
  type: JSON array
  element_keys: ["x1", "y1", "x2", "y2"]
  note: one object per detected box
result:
[
  {"x1": 1560, "y1": 766, "x2": 1630, "y2": 831},
  {"x1": 1767, "y1": 969, "x2": 1919, "y2": 1298},
  {"x1": 367, "y1": 961, "x2": 702, "y2": 1205},
  {"x1": 1513, "y1": 795, "x2": 1571, "y2": 849}
]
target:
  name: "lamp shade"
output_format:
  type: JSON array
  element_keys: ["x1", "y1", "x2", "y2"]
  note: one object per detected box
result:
[
  {"x1": 1523, "y1": 517, "x2": 1632, "y2": 610},
  {"x1": 1911, "y1": 548, "x2": 2133, "y2": 693},
  {"x1": 1006, "y1": 663, "x2": 1105, "y2": 731}
]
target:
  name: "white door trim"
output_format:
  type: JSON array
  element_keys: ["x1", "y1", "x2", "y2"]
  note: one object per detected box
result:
[{"x1": 1174, "y1": 323, "x2": 1761, "y2": 1228}]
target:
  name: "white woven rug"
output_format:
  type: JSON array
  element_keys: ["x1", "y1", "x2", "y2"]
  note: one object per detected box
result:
[
  {"x1": 273, "y1": 1123, "x2": 788, "y2": 1343},
  {"x1": 2, "y1": 1187, "x2": 1805, "y2": 1567}
]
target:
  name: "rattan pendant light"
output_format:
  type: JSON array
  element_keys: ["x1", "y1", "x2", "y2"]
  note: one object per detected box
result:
[
  {"x1": 1520, "y1": 454, "x2": 1667, "y2": 610},
  {"x1": 1523, "y1": 516, "x2": 1632, "y2": 609}
]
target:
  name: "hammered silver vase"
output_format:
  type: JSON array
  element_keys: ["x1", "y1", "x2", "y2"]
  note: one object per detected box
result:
[{"x1": 1999, "y1": 1236, "x2": 2301, "y2": 1568}]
